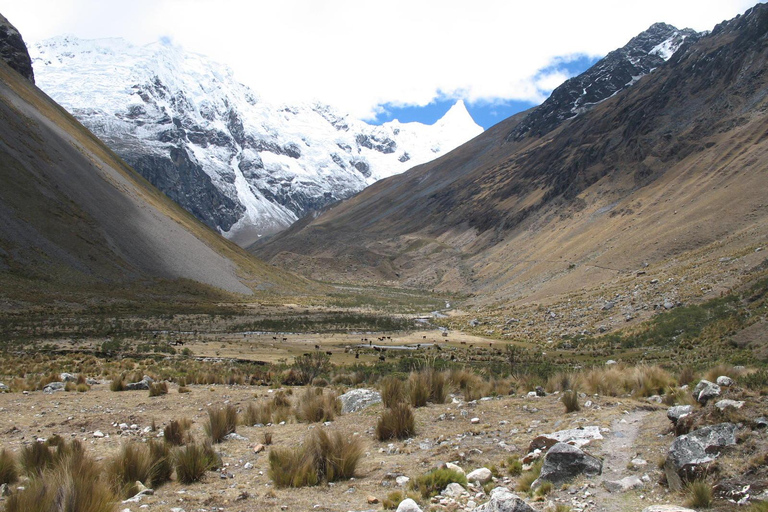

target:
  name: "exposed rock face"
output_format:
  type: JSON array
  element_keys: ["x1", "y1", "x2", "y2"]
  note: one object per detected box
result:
[
  {"x1": 508, "y1": 22, "x2": 697, "y2": 141},
  {"x1": 471, "y1": 487, "x2": 534, "y2": 512},
  {"x1": 664, "y1": 423, "x2": 737, "y2": 490},
  {"x1": 532, "y1": 442, "x2": 602, "y2": 488},
  {"x1": 339, "y1": 388, "x2": 382, "y2": 413},
  {"x1": 29, "y1": 37, "x2": 482, "y2": 246},
  {"x1": 0, "y1": 13, "x2": 34, "y2": 83}
]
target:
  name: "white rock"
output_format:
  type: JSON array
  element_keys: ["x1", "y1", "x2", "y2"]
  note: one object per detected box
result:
[
  {"x1": 445, "y1": 462, "x2": 465, "y2": 476},
  {"x1": 396, "y1": 476, "x2": 410, "y2": 486},
  {"x1": 715, "y1": 399, "x2": 744, "y2": 410},
  {"x1": 396, "y1": 498, "x2": 423, "y2": 512},
  {"x1": 466, "y1": 467, "x2": 493, "y2": 484},
  {"x1": 470, "y1": 417, "x2": 480, "y2": 424},
  {"x1": 444, "y1": 482, "x2": 465, "y2": 497},
  {"x1": 93, "y1": 430, "x2": 105, "y2": 438}
]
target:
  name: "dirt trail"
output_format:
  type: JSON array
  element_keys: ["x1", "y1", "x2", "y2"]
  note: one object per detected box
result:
[{"x1": 592, "y1": 409, "x2": 651, "y2": 512}]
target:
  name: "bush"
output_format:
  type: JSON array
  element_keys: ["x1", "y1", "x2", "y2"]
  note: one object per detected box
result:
[
  {"x1": 292, "y1": 352, "x2": 331, "y2": 385},
  {"x1": 205, "y1": 405, "x2": 237, "y2": 443},
  {"x1": 561, "y1": 389, "x2": 580, "y2": 413},
  {"x1": 19, "y1": 441, "x2": 54, "y2": 477},
  {"x1": 106, "y1": 442, "x2": 153, "y2": 498},
  {"x1": 380, "y1": 376, "x2": 405, "y2": 408},
  {"x1": 294, "y1": 387, "x2": 340, "y2": 423},
  {"x1": 110, "y1": 375, "x2": 125, "y2": 392},
  {"x1": 376, "y1": 402, "x2": 416, "y2": 441},
  {"x1": 535, "y1": 480, "x2": 553, "y2": 496},
  {"x1": 0, "y1": 448, "x2": 18, "y2": 484},
  {"x1": 411, "y1": 467, "x2": 467, "y2": 498},
  {"x1": 174, "y1": 443, "x2": 216, "y2": 484},
  {"x1": 685, "y1": 479, "x2": 713, "y2": 509},
  {"x1": 268, "y1": 429, "x2": 363, "y2": 488},
  {"x1": 4, "y1": 448, "x2": 115, "y2": 512},
  {"x1": 149, "y1": 381, "x2": 168, "y2": 397}
]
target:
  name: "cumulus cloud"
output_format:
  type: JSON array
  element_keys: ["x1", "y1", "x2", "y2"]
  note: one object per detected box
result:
[{"x1": 4, "y1": 0, "x2": 759, "y2": 119}]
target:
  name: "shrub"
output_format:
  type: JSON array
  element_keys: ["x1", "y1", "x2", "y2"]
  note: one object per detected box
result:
[
  {"x1": 174, "y1": 443, "x2": 215, "y2": 484},
  {"x1": 292, "y1": 352, "x2": 331, "y2": 385},
  {"x1": 106, "y1": 442, "x2": 153, "y2": 498},
  {"x1": 561, "y1": 389, "x2": 580, "y2": 413},
  {"x1": 428, "y1": 369, "x2": 448, "y2": 404},
  {"x1": 0, "y1": 448, "x2": 18, "y2": 484},
  {"x1": 149, "y1": 381, "x2": 168, "y2": 397},
  {"x1": 268, "y1": 429, "x2": 363, "y2": 488},
  {"x1": 380, "y1": 376, "x2": 405, "y2": 408},
  {"x1": 685, "y1": 479, "x2": 713, "y2": 509},
  {"x1": 411, "y1": 467, "x2": 467, "y2": 498},
  {"x1": 242, "y1": 401, "x2": 273, "y2": 426},
  {"x1": 205, "y1": 405, "x2": 237, "y2": 443},
  {"x1": 294, "y1": 387, "x2": 340, "y2": 423},
  {"x1": 4, "y1": 448, "x2": 115, "y2": 512},
  {"x1": 76, "y1": 383, "x2": 89, "y2": 392},
  {"x1": 383, "y1": 490, "x2": 405, "y2": 509},
  {"x1": 376, "y1": 403, "x2": 416, "y2": 441},
  {"x1": 19, "y1": 441, "x2": 54, "y2": 477}
]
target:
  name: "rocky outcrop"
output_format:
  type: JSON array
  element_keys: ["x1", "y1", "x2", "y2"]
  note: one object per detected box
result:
[
  {"x1": 692, "y1": 380, "x2": 721, "y2": 404},
  {"x1": 0, "y1": 13, "x2": 34, "y2": 83},
  {"x1": 124, "y1": 375, "x2": 154, "y2": 391},
  {"x1": 667, "y1": 405, "x2": 693, "y2": 424},
  {"x1": 339, "y1": 388, "x2": 382, "y2": 413},
  {"x1": 664, "y1": 423, "x2": 737, "y2": 490},
  {"x1": 471, "y1": 487, "x2": 534, "y2": 512}
]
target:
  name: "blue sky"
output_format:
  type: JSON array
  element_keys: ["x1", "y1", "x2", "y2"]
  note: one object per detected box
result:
[{"x1": 372, "y1": 55, "x2": 601, "y2": 129}]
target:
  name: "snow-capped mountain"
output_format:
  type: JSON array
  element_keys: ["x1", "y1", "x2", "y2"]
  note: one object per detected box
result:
[
  {"x1": 508, "y1": 23, "x2": 698, "y2": 141},
  {"x1": 28, "y1": 37, "x2": 483, "y2": 246}
]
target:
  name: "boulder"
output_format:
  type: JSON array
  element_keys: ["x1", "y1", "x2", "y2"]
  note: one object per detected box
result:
[
  {"x1": 692, "y1": 380, "x2": 720, "y2": 404},
  {"x1": 528, "y1": 425, "x2": 603, "y2": 452},
  {"x1": 667, "y1": 405, "x2": 693, "y2": 424},
  {"x1": 43, "y1": 381, "x2": 65, "y2": 393},
  {"x1": 714, "y1": 399, "x2": 744, "y2": 411},
  {"x1": 467, "y1": 467, "x2": 493, "y2": 484},
  {"x1": 716, "y1": 376, "x2": 734, "y2": 387},
  {"x1": 665, "y1": 423, "x2": 737, "y2": 490},
  {"x1": 531, "y1": 443, "x2": 602, "y2": 489},
  {"x1": 396, "y1": 498, "x2": 423, "y2": 512},
  {"x1": 339, "y1": 389, "x2": 382, "y2": 413},
  {"x1": 60, "y1": 373, "x2": 78, "y2": 382},
  {"x1": 444, "y1": 462, "x2": 465, "y2": 476},
  {"x1": 603, "y1": 475, "x2": 644, "y2": 493},
  {"x1": 443, "y1": 482, "x2": 465, "y2": 497},
  {"x1": 471, "y1": 487, "x2": 535, "y2": 512},
  {"x1": 0, "y1": 382, "x2": 8, "y2": 392},
  {"x1": 125, "y1": 376, "x2": 154, "y2": 391}
]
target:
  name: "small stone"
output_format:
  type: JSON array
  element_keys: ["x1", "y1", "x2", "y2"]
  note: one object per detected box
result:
[
  {"x1": 93, "y1": 430, "x2": 105, "y2": 438},
  {"x1": 253, "y1": 443, "x2": 265, "y2": 453},
  {"x1": 470, "y1": 417, "x2": 480, "y2": 424},
  {"x1": 466, "y1": 467, "x2": 493, "y2": 484},
  {"x1": 716, "y1": 376, "x2": 734, "y2": 387},
  {"x1": 367, "y1": 495, "x2": 380, "y2": 504},
  {"x1": 444, "y1": 462, "x2": 465, "y2": 476},
  {"x1": 243, "y1": 462, "x2": 254, "y2": 469},
  {"x1": 443, "y1": 482, "x2": 465, "y2": 497}
]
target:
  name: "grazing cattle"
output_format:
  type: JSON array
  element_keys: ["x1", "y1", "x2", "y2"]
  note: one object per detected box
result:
[
  {"x1": 379, "y1": 355, "x2": 385, "y2": 361},
  {"x1": 423, "y1": 335, "x2": 427, "y2": 339},
  {"x1": 315, "y1": 344, "x2": 320, "y2": 350},
  {"x1": 460, "y1": 341, "x2": 466, "y2": 345},
  {"x1": 273, "y1": 336, "x2": 277, "y2": 340},
  {"x1": 355, "y1": 353, "x2": 359, "y2": 359},
  {"x1": 282, "y1": 338, "x2": 288, "y2": 342},
  {"x1": 325, "y1": 351, "x2": 332, "y2": 356}
]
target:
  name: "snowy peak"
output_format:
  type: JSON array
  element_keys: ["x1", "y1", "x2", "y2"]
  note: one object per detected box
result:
[
  {"x1": 508, "y1": 22, "x2": 699, "y2": 141},
  {"x1": 29, "y1": 36, "x2": 483, "y2": 247}
]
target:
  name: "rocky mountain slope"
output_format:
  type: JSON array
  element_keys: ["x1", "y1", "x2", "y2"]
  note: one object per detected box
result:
[
  {"x1": 253, "y1": 6, "x2": 768, "y2": 311},
  {"x1": 28, "y1": 37, "x2": 483, "y2": 247},
  {"x1": 0, "y1": 19, "x2": 312, "y2": 303},
  {"x1": 0, "y1": 13, "x2": 34, "y2": 83}
]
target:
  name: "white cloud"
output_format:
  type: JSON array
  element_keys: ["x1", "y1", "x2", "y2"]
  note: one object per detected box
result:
[{"x1": 2, "y1": 0, "x2": 760, "y2": 119}]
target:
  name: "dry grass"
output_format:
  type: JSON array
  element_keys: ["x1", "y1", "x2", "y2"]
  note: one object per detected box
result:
[
  {"x1": 561, "y1": 389, "x2": 580, "y2": 413},
  {"x1": 0, "y1": 448, "x2": 18, "y2": 484},
  {"x1": 411, "y1": 467, "x2": 467, "y2": 499},
  {"x1": 174, "y1": 442, "x2": 216, "y2": 484},
  {"x1": 110, "y1": 375, "x2": 126, "y2": 392},
  {"x1": 19, "y1": 441, "x2": 54, "y2": 477},
  {"x1": 380, "y1": 376, "x2": 406, "y2": 408},
  {"x1": 4, "y1": 448, "x2": 115, "y2": 512},
  {"x1": 149, "y1": 381, "x2": 169, "y2": 397},
  {"x1": 205, "y1": 405, "x2": 238, "y2": 443},
  {"x1": 106, "y1": 442, "x2": 153, "y2": 498},
  {"x1": 294, "y1": 387, "x2": 340, "y2": 423},
  {"x1": 163, "y1": 418, "x2": 191, "y2": 446},
  {"x1": 685, "y1": 479, "x2": 713, "y2": 508},
  {"x1": 376, "y1": 402, "x2": 416, "y2": 441},
  {"x1": 268, "y1": 428, "x2": 363, "y2": 488}
]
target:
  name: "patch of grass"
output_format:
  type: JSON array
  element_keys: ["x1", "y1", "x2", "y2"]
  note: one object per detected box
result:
[
  {"x1": 685, "y1": 479, "x2": 713, "y2": 509},
  {"x1": 19, "y1": 441, "x2": 54, "y2": 477},
  {"x1": 410, "y1": 467, "x2": 467, "y2": 499},
  {"x1": 163, "y1": 419, "x2": 191, "y2": 446},
  {"x1": 516, "y1": 460, "x2": 542, "y2": 493},
  {"x1": 4, "y1": 447, "x2": 115, "y2": 512},
  {"x1": 263, "y1": 431, "x2": 273, "y2": 445},
  {"x1": 205, "y1": 405, "x2": 237, "y2": 443},
  {"x1": 506, "y1": 456, "x2": 523, "y2": 476},
  {"x1": 294, "y1": 387, "x2": 340, "y2": 423},
  {"x1": 110, "y1": 375, "x2": 125, "y2": 392},
  {"x1": 561, "y1": 389, "x2": 580, "y2": 413},
  {"x1": 0, "y1": 448, "x2": 18, "y2": 484},
  {"x1": 148, "y1": 381, "x2": 168, "y2": 397},
  {"x1": 376, "y1": 402, "x2": 416, "y2": 441},
  {"x1": 535, "y1": 480, "x2": 554, "y2": 497},
  {"x1": 745, "y1": 502, "x2": 768, "y2": 512},
  {"x1": 408, "y1": 372, "x2": 430, "y2": 407},
  {"x1": 147, "y1": 439, "x2": 173, "y2": 488},
  {"x1": 380, "y1": 376, "x2": 405, "y2": 408},
  {"x1": 174, "y1": 443, "x2": 215, "y2": 484},
  {"x1": 106, "y1": 442, "x2": 153, "y2": 498},
  {"x1": 268, "y1": 429, "x2": 363, "y2": 488}
]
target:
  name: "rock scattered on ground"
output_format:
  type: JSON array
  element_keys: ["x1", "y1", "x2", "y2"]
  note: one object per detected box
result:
[
  {"x1": 664, "y1": 422, "x2": 737, "y2": 490},
  {"x1": 532, "y1": 442, "x2": 602, "y2": 489},
  {"x1": 339, "y1": 388, "x2": 382, "y2": 413}
]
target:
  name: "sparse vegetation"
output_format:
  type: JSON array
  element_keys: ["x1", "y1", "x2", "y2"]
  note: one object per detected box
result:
[
  {"x1": 561, "y1": 389, "x2": 580, "y2": 413},
  {"x1": 0, "y1": 448, "x2": 18, "y2": 484},
  {"x1": 411, "y1": 467, "x2": 467, "y2": 499},
  {"x1": 106, "y1": 442, "x2": 153, "y2": 498},
  {"x1": 685, "y1": 479, "x2": 713, "y2": 509},
  {"x1": 294, "y1": 387, "x2": 340, "y2": 423},
  {"x1": 149, "y1": 381, "x2": 169, "y2": 396},
  {"x1": 376, "y1": 402, "x2": 416, "y2": 440},
  {"x1": 19, "y1": 441, "x2": 54, "y2": 477},
  {"x1": 517, "y1": 460, "x2": 542, "y2": 493},
  {"x1": 163, "y1": 419, "x2": 191, "y2": 446},
  {"x1": 205, "y1": 405, "x2": 237, "y2": 443},
  {"x1": 380, "y1": 376, "x2": 405, "y2": 407},
  {"x1": 174, "y1": 442, "x2": 216, "y2": 484}
]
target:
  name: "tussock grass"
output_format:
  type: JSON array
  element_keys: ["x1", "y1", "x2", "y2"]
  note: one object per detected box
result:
[
  {"x1": 268, "y1": 429, "x2": 363, "y2": 488},
  {"x1": 294, "y1": 387, "x2": 340, "y2": 423},
  {"x1": 110, "y1": 375, "x2": 125, "y2": 392},
  {"x1": 0, "y1": 448, "x2": 18, "y2": 484},
  {"x1": 148, "y1": 439, "x2": 173, "y2": 488},
  {"x1": 174, "y1": 442, "x2": 216, "y2": 484},
  {"x1": 561, "y1": 389, "x2": 580, "y2": 413},
  {"x1": 408, "y1": 371, "x2": 430, "y2": 407},
  {"x1": 516, "y1": 460, "x2": 542, "y2": 493},
  {"x1": 163, "y1": 419, "x2": 191, "y2": 446},
  {"x1": 149, "y1": 381, "x2": 168, "y2": 397},
  {"x1": 506, "y1": 456, "x2": 523, "y2": 476},
  {"x1": 263, "y1": 431, "x2": 273, "y2": 445},
  {"x1": 376, "y1": 402, "x2": 416, "y2": 441},
  {"x1": 106, "y1": 442, "x2": 153, "y2": 498},
  {"x1": 19, "y1": 441, "x2": 54, "y2": 477},
  {"x1": 4, "y1": 447, "x2": 115, "y2": 512},
  {"x1": 380, "y1": 376, "x2": 405, "y2": 408},
  {"x1": 535, "y1": 480, "x2": 554, "y2": 496},
  {"x1": 410, "y1": 467, "x2": 467, "y2": 498},
  {"x1": 685, "y1": 479, "x2": 713, "y2": 508},
  {"x1": 205, "y1": 405, "x2": 237, "y2": 443}
]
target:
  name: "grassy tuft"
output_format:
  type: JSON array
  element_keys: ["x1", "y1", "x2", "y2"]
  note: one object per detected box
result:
[
  {"x1": 147, "y1": 439, "x2": 173, "y2": 488},
  {"x1": 109, "y1": 375, "x2": 125, "y2": 392},
  {"x1": 106, "y1": 442, "x2": 153, "y2": 498},
  {"x1": 19, "y1": 441, "x2": 54, "y2": 477},
  {"x1": 148, "y1": 381, "x2": 168, "y2": 397},
  {"x1": 506, "y1": 456, "x2": 523, "y2": 476},
  {"x1": 163, "y1": 419, "x2": 190, "y2": 446},
  {"x1": 685, "y1": 479, "x2": 713, "y2": 509},
  {"x1": 294, "y1": 387, "x2": 340, "y2": 423},
  {"x1": 516, "y1": 460, "x2": 542, "y2": 493},
  {"x1": 0, "y1": 448, "x2": 18, "y2": 484},
  {"x1": 380, "y1": 376, "x2": 406, "y2": 408},
  {"x1": 205, "y1": 405, "x2": 237, "y2": 443},
  {"x1": 174, "y1": 443, "x2": 216, "y2": 484},
  {"x1": 376, "y1": 402, "x2": 416, "y2": 441},
  {"x1": 411, "y1": 467, "x2": 467, "y2": 499},
  {"x1": 561, "y1": 389, "x2": 580, "y2": 413}
]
